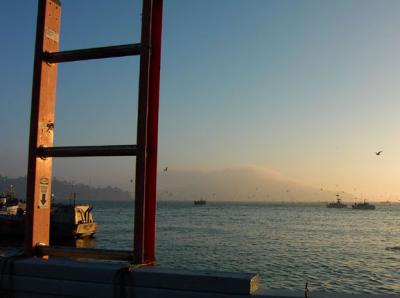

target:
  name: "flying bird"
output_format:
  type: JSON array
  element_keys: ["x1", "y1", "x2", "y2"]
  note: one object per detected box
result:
[
  {"x1": 163, "y1": 167, "x2": 168, "y2": 172},
  {"x1": 375, "y1": 151, "x2": 383, "y2": 156}
]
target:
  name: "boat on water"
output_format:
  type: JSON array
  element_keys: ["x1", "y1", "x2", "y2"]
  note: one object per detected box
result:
[
  {"x1": 0, "y1": 203, "x2": 97, "y2": 238},
  {"x1": 194, "y1": 199, "x2": 206, "y2": 206},
  {"x1": 0, "y1": 186, "x2": 26, "y2": 216},
  {"x1": 352, "y1": 200, "x2": 375, "y2": 210},
  {"x1": 0, "y1": 189, "x2": 96, "y2": 238},
  {"x1": 51, "y1": 203, "x2": 96, "y2": 238},
  {"x1": 0, "y1": 189, "x2": 27, "y2": 237},
  {"x1": 327, "y1": 194, "x2": 347, "y2": 208},
  {"x1": 0, "y1": 198, "x2": 25, "y2": 216}
]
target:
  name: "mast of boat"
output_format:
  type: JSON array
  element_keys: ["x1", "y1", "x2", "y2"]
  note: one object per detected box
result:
[{"x1": 6, "y1": 184, "x2": 16, "y2": 199}]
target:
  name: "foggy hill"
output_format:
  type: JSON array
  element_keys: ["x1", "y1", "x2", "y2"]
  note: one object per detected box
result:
[
  {"x1": 0, "y1": 175, "x2": 132, "y2": 201},
  {"x1": 157, "y1": 167, "x2": 352, "y2": 202},
  {"x1": 1, "y1": 167, "x2": 353, "y2": 203}
]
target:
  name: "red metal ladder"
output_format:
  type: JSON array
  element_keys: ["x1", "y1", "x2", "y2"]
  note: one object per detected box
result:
[{"x1": 25, "y1": 0, "x2": 163, "y2": 265}]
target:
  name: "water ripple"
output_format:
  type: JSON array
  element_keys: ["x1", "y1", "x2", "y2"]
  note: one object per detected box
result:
[{"x1": 1, "y1": 201, "x2": 400, "y2": 294}]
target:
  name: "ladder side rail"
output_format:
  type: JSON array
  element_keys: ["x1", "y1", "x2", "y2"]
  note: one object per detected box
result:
[
  {"x1": 144, "y1": 0, "x2": 163, "y2": 265},
  {"x1": 134, "y1": 0, "x2": 154, "y2": 264},
  {"x1": 25, "y1": 0, "x2": 61, "y2": 255}
]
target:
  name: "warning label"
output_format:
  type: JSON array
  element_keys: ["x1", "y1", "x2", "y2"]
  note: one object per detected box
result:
[{"x1": 38, "y1": 177, "x2": 49, "y2": 208}]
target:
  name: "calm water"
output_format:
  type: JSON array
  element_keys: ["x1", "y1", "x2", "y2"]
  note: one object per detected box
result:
[{"x1": 1, "y1": 201, "x2": 400, "y2": 294}]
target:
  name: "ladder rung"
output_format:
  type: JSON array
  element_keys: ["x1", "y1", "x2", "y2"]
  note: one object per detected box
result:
[
  {"x1": 44, "y1": 43, "x2": 141, "y2": 63},
  {"x1": 36, "y1": 245, "x2": 134, "y2": 261},
  {"x1": 37, "y1": 145, "x2": 137, "y2": 158}
]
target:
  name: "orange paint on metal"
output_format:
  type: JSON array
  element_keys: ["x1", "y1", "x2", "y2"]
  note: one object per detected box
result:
[
  {"x1": 25, "y1": 0, "x2": 61, "y2": 255},
  {"x1": 25, "y1": 0, "x2": 163, "y2": 264}
]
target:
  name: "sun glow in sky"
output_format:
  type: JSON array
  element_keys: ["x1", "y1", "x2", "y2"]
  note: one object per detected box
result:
[{"x1": 1, "y1": 1, "x2": 400, "y2": 200}]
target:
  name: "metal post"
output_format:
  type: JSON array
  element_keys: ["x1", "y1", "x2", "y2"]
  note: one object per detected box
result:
[
  {"x1": 134, "y1": 0, "x2": 163, "y2": 264},
  {"x1": 144, "y1": 0, "x2": 163, "y2": 264},
  {"x1": 25, "y1": 0, "x2": 61, "y2": 256}
]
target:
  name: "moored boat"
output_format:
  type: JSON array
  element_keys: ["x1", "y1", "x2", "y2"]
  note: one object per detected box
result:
[
  {"x1": 352, "y1": 200, "x2": 375, "y2": 210},
  {"x1": 327, "y1": 194, "x2": 347, "y2": 208},
  {"x1": 0, "y1": 188, "x2": 26, "y2": 236},
  {"x1": 51, "y1": 204, "x2": 97, "y2": 238},
  {"x1": 0, "y1": 189, "x2": 96, "y2": 238},
  {"x1": 0, "y1": 186, "x2": 26, "y2": 216}
]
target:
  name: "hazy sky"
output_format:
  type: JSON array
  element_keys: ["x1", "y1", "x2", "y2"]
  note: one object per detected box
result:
[{"x1": 1, "y1": 1, "x2": 400, "y2": 200}]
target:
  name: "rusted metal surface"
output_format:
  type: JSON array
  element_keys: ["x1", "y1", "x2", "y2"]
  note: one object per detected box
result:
[
  {"x1": 35, "y1": 245, "x2": 134, "y2": 261},
  {"x1": 44, "y1": 43, "x2": 141, "y2": 63},
  {"x1": 37, "y1": 145, "x2": 137, "y2": 157},
  {"x1": 25, "y1": 0, "x2": 61, "y2": 256},
  {"x1": 134, "y1": 0, "x2": 163, "y2": 265}
]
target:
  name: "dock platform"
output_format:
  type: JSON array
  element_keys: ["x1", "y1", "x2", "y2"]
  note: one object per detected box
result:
[{"x1": 0, "y1": 257, "x2": 397, "y2": 298}]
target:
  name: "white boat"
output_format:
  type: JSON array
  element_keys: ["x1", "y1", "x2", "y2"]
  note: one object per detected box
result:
[
  {"x1": 0, "y1": 189, "x2": 24, "y2": 215},
  {"x1": 0, "y1": 204, "x2": 19, "y2": 215},
  {"x1": 51, "y1": 203, "x2": 97, "y2": 238},
  {"x1": 0, "y1": 188, "x2": 95, "y2": 238}
]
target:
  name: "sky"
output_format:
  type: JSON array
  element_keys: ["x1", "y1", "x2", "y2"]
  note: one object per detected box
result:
[{"x1": 1, "y1": 0, "x2": 400, "y2": 200}]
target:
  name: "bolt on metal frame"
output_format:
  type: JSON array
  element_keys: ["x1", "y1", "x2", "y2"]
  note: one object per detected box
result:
[{"x1": 25, "y1": 0, "x2": 163, "y2": 265}]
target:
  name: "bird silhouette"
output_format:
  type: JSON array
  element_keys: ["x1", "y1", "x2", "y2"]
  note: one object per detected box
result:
[
  {"x1": 163, "y1": 167, "x2": 168, "y2": 172},
  {"x1": 375, "y1": 151, "x2": 383, "y2": 156}
]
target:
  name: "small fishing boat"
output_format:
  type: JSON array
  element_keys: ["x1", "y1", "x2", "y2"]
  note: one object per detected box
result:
[
  {"x1": 51, "y1": 203, "x2": 97, "y2": 238},
  {"x1": 0, "y1": 186, "x2": 26, "y2": 216},
  {"x1": 0, "y1": 198, "x2": 22, "y2": 216},
  {"x1": 327, "y1": 194, "x2": 347, "y2": 208},
  {"x1": 194, "y1": 199, "x2": 206, "y2": 206},
  {"x1": 0, "y1": 189, "x2": 96, "y2": 238},
  {"x1": 0, "y1": 187, "x2": 26, "y2": 236},
  {"x1": 352, "y1": 200, "x2": 375, "y2": 210}
]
